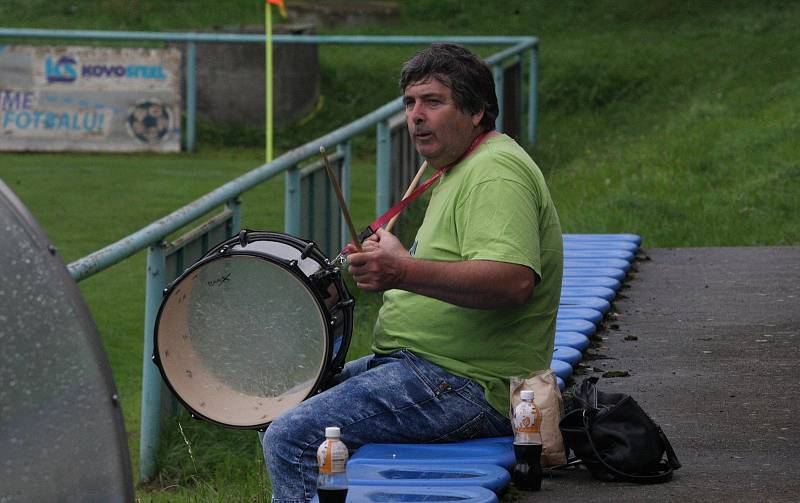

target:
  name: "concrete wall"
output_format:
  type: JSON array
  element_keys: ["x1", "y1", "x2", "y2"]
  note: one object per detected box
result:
[
  {"x1": 288, "y1": 1, "x2": 400, "y2": 27},
  {"x1": 190, "y1": 24, "x2": 320, "y2": 128}
]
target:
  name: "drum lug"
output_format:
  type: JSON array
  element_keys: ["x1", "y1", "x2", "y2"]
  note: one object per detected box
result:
[
  {"x1": 310, "y1": 269, "x2": 338, "y2": 300},
  {"x1": 300, "y1": 241, "x2": 316, "y2": 260},
  {"x1": 310, "y1": 267, "x2": 338, "y2": 285},
  {"x1": 237, "y1": 229, "x2": 249, "y2": 248}
]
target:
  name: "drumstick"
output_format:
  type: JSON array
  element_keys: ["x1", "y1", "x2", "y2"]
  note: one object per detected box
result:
[
  {"x1": 385, "y1": 161, "x2": 428, "y2": 234},
  {"x1": 320, "y1": 146, "x2": 363, "y2": 252}
]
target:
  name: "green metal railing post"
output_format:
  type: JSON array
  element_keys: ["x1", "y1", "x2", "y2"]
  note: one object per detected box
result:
[
  {"x1": 376, "y1": 120, "x2": 391, "y2": 217},
  {"x1": 528, "y1": 46, "x2": 538, "y2": 146},
  {"x1": 225, "y1": 197, "x2": 242, "y2": 235},
  {"x1": 337, "y1": 141, "x2": 353, "y2": 249},
  {"x1": 493, "y1": 64, "x2": 505, "y2": 133},
  {"x1": 186, "y1": 41, "x2": 197, "y2": 153},
  {"x1": 284, "y1": 166, "x2": 301, "y2": 235},
  {"x1": 139, "y1": 241, "x2": 167, "y2": 481}
]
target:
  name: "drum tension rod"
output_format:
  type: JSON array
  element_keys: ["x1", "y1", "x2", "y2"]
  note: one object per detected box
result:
[{"x1": 237, "y1": 229, "x2": 249, "y2": 248}]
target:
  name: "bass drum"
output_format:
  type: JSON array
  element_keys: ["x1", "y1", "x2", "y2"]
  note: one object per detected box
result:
[{"x1": 154, "y1": 230, "x2": 354, "y2": 429}]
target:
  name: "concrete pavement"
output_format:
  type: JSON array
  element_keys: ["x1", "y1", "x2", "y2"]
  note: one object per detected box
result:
[{"x1": 512, "y1": 246, "x2": 800, "y2": 502}]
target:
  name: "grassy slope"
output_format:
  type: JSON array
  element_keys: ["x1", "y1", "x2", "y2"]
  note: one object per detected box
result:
[
  {"x1": 1, "y1": 0, "x2": 799, "y2": 501},
  {"x1": 530, "y1": 2, "x2": 800, "y2": 246}
]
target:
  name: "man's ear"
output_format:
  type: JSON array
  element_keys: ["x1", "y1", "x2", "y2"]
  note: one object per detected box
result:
[{"x1": 471, "y1": 107, "x2": 485, "y2": 127}]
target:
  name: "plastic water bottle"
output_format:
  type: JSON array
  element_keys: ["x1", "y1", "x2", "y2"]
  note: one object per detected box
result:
[
  {"x1": 316, "y1": 426, "x2": 349, "y2": 503},
  {"x1": 512, "y1": 389, "x2": 543, "y2": 491}
]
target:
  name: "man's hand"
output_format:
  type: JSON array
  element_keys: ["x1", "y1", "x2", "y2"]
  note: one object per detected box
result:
[
  {"x1": 347, "y1": 228, "x2": 412, "y2": 291},
  {"x1": 345, "y1": 229, "x2": 535, "y2": 309}
]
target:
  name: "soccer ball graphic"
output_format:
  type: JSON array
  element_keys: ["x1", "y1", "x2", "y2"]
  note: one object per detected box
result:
[{"x1": 126, "y1": 98, "x2": 174, "y2": 144}]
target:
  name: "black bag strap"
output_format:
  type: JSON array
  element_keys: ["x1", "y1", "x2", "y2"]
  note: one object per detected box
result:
[
  {"x1": 582, "y1": 411, "x2": 680, "y2": 484},
  {"x1": 658, "y1": 424, "x2": 682, "y2": 470}
]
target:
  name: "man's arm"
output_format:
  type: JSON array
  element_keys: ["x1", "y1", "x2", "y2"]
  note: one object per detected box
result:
[{"x1": 347, "y1": 229, "x2": 535, "y2": 309}]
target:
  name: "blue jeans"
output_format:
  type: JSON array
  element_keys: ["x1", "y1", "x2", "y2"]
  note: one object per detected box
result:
[{"x1": 261, "y1": 349, "x2": 512, "y2": 503}]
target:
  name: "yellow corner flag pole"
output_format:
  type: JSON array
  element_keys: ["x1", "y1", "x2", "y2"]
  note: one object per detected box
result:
[
  {"x1": 265, "y1": 0, "x2": 287, "y2": 163},
  {"x1": 265, "y1": 2, "x2": 273, "y2": 162}
]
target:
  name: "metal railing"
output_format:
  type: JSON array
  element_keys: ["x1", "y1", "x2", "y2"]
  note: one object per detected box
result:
[{"x1": 0, "y1": 28, "x2": 539, "y2": 480}]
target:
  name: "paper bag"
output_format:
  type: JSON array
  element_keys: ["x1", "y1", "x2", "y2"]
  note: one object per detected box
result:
[{"x1": 510, "y1": 369, "x2": 566, "y2": 467}]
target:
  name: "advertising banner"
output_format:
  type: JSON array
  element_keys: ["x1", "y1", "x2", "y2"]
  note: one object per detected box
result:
[{"x1": 0, "y1": 45, "x2": 181, "y2": 152}]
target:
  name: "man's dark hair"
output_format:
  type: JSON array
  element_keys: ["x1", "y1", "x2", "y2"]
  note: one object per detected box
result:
[{"x1": 400, "y1": 43, "x2": 498, "y2": 131}]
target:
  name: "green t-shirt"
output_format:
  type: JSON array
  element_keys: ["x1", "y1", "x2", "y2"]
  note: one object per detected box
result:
[{"x1": 372, "y1": 134, "x2": 563, "y2": 416}]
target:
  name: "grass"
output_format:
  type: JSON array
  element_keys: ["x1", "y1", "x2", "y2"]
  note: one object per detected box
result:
[{"x1": 1, "y1": 0, "x2": 799, "y2": 501}]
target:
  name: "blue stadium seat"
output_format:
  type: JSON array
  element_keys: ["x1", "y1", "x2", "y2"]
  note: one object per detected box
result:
[
  {"x1": 563, "y1": 240, "x2": 639, "y2": 252},
  {"x1": 555, "y1": 331, "x2": 590, "y2": 351},
  {"x1": 563, "y1": 248, "x2": 635, "y2": 261},
  {"x1": 556, "y1": 318, "x2": 596, "y2": 336},
  {"x1": 550, "y1": 358, "x2": 573, "y2": 380},
  {"x1": 564, "y1": 267, "x2": 626, "y2": 281},
  {"x1": 563, "y1": 276, "x2": 621, "y2": 290},
  {"x1": 560, "y1": 286, "x2": 616, "y2": 301},
  {"x1": 563, "y1": 233, "x2": 642, "y2": 245},
  {"x1": 559, "y1": 295, "x2": 611, "y2": 313},
  {"x1": 553, "y1": 346, "x2": 582, "y2": 365},
  {"x1": 557, "y1": 307, "x2": 603, "y2": 324},
  {"x1": 310, "y1": 485, "x2": 499, "y2": 503},
  {"x1": 346, "y1": 463, "x2": 510, "y2": 492},
  {"x1": 349, "y1": 442, "x2": 515, "y2": 469},
  {"x1": 564, "y1": 257, "x2": 631, "y2": 272}
]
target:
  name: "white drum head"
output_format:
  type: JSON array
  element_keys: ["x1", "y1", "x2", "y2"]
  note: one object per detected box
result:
[{"x1": 156, "y1": 254, "x2": 329, "y2": 428}]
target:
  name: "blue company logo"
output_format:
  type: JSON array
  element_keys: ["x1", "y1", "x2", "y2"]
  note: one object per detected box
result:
[
  {"x1": 45, "y1": 56, "x2": 78, "y2": 83},
  {"x1": 82, "y1": 64, "x2": 166, "y2": 80}
]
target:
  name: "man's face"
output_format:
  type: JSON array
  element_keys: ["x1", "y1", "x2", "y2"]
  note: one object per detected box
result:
[{"x1": 403, "y1": 77, "x2": 484, "y2": 169}]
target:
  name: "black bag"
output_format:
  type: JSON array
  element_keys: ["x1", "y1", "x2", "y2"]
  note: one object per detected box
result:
[{"x1": 559, "y1": 377, "x2": 681, "y2": 484}]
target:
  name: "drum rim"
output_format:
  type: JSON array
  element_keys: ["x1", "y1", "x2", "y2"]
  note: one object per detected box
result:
[
  {"x1": 205, "y1": 230, "x2": 329, "y2": 264},
  {"x1": 153, "y1": 240, "x2": 339, "y2": 430}
]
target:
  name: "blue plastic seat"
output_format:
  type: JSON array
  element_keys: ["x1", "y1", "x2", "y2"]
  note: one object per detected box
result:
[
  {"x1": 556, "y1": 376, "x2": 565, "y2": 390},
  {"x1": 563, "y1": 233, "x2": 642, "y2": 245},
  {"x1": 349, "y1": 442, "x2": 515, "y2": 469},
  {"x1": 346, "y1": 463, "x2": 510, "y2": 492},
  {"x1": 563, "y1": 276, "x2": 621, "y2": 290},
  {"x1": 559, "y1": 296, "x2": 611, "y2": 313},
  {"x1": 557, "y1": 307, "x2": 603, "y2": 324},
  {"x1": 555, "y1": 331, "x2": 590, "y2": 351},
  {"x1": 563, "y1": 240, "x2": 639, "y2": 252},
  {"x1": 550, "y1": 358, "x2": 573, "y2": 380},
  {"x1": 560, "y1": 286, "x2": 616, "y2": 301},
  {"x1": 563, "y1": 267, "x2": 626, "y2": 281},
  {"x1": 310, "y1": 485, "x2": 499, "y2": 503},
  {"x1": 556, "y1": 318, "x2": 596, "y2": 336},
  {"x1": 553, "y1": 346, "x2": 582, "y2": 365},
  {"x1": 564, "y1": 257, "x2": 631, "y2": 272},
  {"x1": 563, "y1": 249, "x2": 635, "y2": 261}
]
